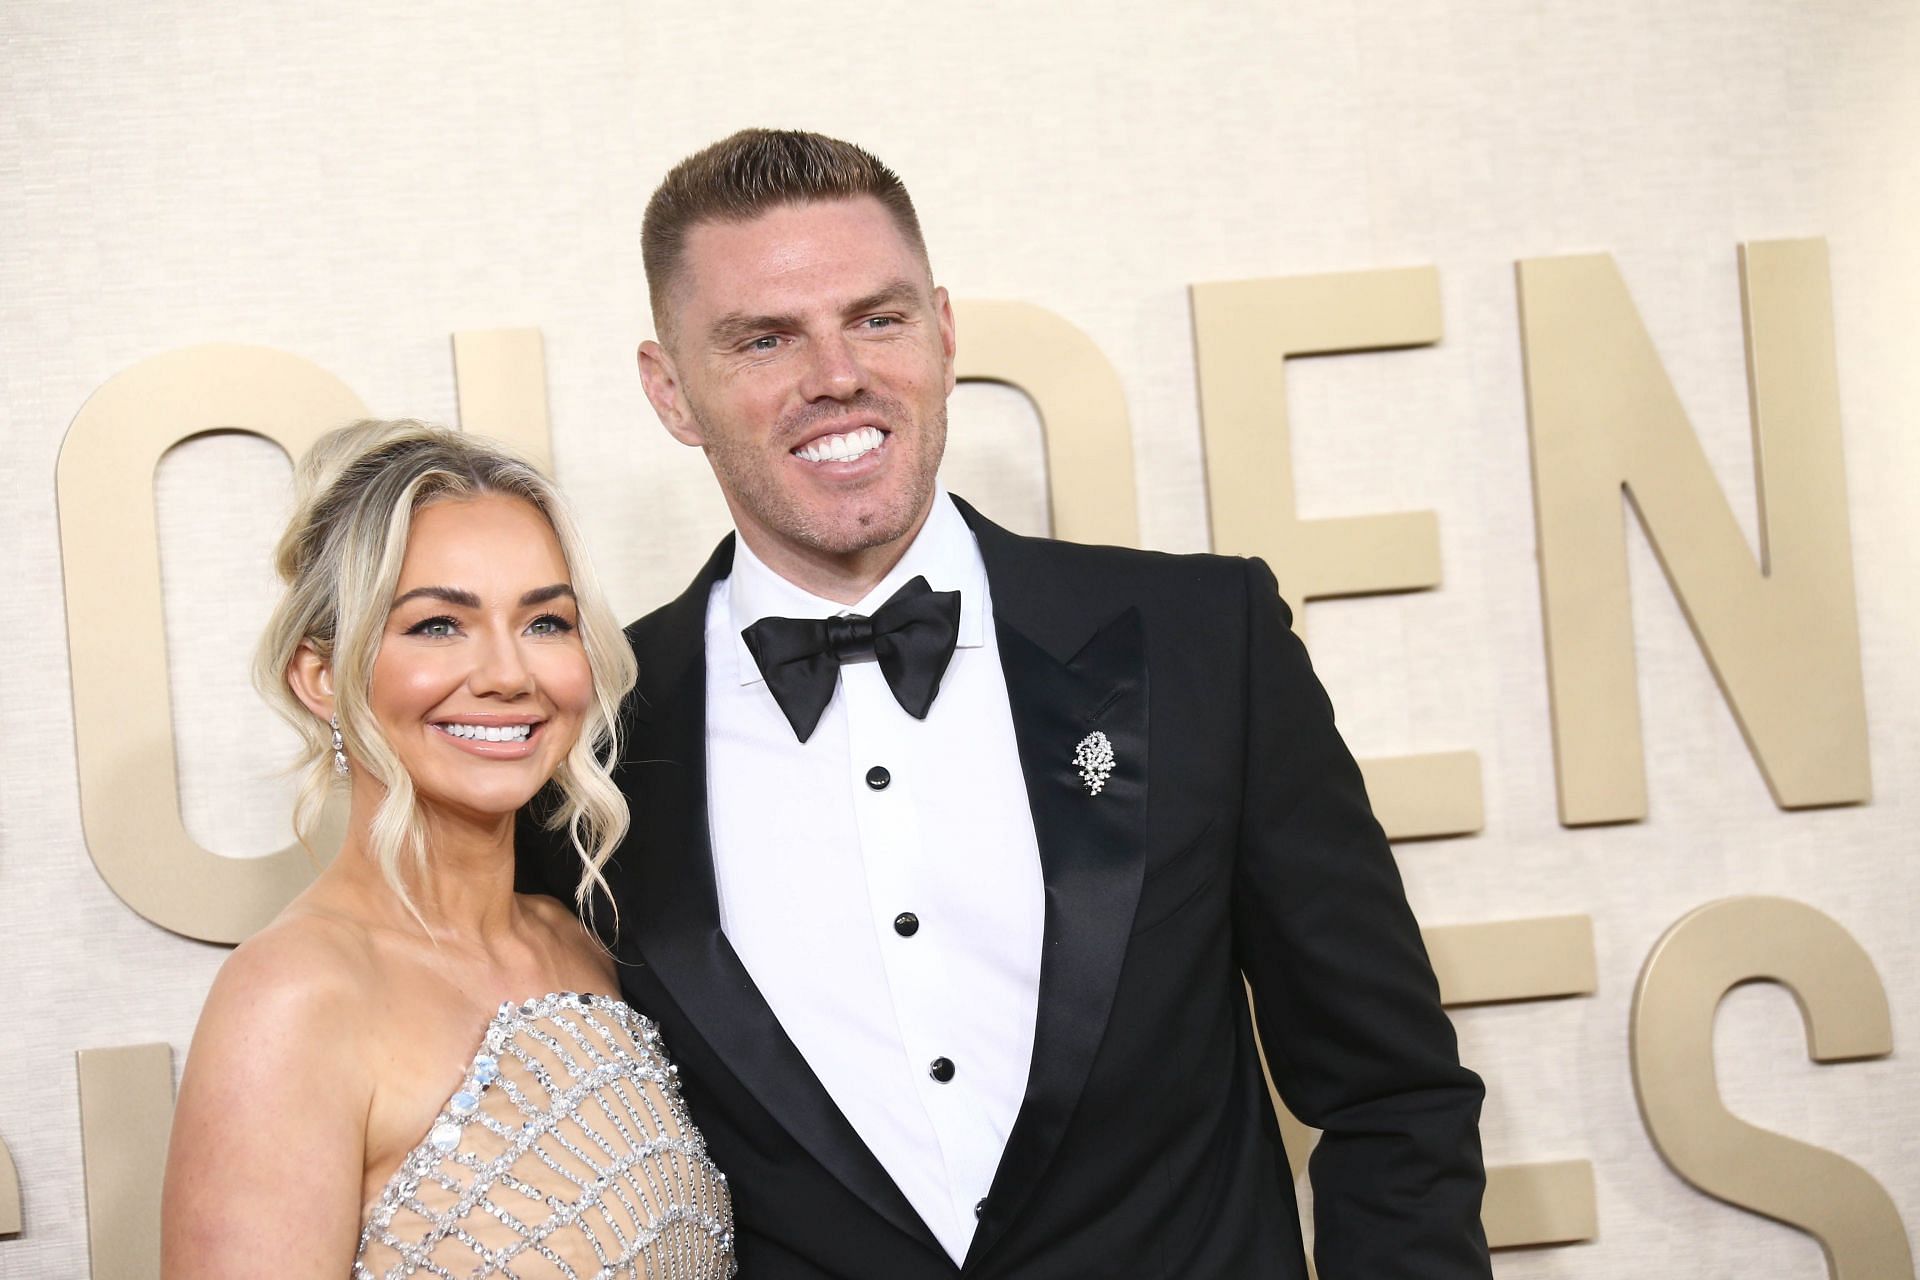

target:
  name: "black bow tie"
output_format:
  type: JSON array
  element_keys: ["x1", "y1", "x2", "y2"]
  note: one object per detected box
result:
[{"x1": 742, "y1": 576, "x2": 962, "y2": 743}]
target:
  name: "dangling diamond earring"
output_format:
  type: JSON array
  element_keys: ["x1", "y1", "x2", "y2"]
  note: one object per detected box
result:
[{"x1": 331, "y1": 713, "x2": 350, "y2": 778}]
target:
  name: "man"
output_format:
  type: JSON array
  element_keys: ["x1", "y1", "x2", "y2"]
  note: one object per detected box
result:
[{"x1": 522, "y1": 128, "x2": 1490, "y2": 1278}]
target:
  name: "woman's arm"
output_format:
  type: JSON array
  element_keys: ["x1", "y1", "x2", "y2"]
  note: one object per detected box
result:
[{"x1": 161, "y1": 922, "x2": 372, "y2": 1278}]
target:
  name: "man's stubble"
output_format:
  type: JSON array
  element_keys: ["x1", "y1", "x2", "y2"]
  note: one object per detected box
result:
[{"x1": 693, "y1": 388, "x2": 949, "y2": 560}]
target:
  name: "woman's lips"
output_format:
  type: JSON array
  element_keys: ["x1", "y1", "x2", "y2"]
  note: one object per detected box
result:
[{"x1": 429, "y1": 721, "x2": 542, "y2": 759}]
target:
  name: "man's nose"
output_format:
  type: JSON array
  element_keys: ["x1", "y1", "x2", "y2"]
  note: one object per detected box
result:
[{"x1": 800, "y1": 331, "x2": 869, "y2": 401}]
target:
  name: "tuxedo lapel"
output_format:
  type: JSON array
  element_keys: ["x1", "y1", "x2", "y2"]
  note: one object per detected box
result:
[
  {"x1": 619, "y1": 536, "x2": 940, "y2": 1255},
  {"x1": 957, "y1": 501, "x2": 1152, "y2": 1268}
]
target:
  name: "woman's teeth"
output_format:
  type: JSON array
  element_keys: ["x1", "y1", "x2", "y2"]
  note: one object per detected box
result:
[
  {"x1": 794, "y1": 426, "x2": 884, "y2": 463},
  {"x1": 439, "y1": 723, "x2": 533, "y2": 742}
]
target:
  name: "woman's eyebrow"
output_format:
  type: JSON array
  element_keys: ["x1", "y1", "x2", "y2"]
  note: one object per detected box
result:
[
  {"x1": 391, "y1": 585, "x2": 481, "y2": 610},
  {"x1": 390, "y1": 584, "x2": 575, "y2": 610},
  {"x1": 520, "y1": 583, "x2": 575, "y2": 606}
]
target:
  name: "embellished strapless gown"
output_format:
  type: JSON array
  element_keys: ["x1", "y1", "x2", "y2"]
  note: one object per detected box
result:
[{"x1": 353, "y1": 992, "x2": 735, "y2": 1279}]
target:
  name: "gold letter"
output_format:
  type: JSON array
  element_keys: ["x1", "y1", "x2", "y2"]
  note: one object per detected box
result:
[
  {"x1": 1632, "y1": 897, "x2": 1910, "y2": 1280},
  {"x1": 1191, "y1": 267, "x2": 1480, "y2": 841},
  {"x1": 952, "y1": 300, "x2": 1139, "y2": 547},
  {"x1": 1430, "y1": 917, "x2": 1599, "y2": 1249},
  {"x1": 1518, "y1": 241, "x2": 1868, "y2": 824},
  {"x1": 451, "y1": 329, "x2": 554, "y2": 473},
  {"x1": 59, "y1": 338, "x2": 558, "y2": 944},
  {"x1": 1257, "y1": 916, "x2": 1601, "y2": 1260},
  {"x1": 1424, "y1": 916, "x2": 1597, "y2": 1006},
  {"x1": 77, "y1": 1043, "x2": 174, "y2": 1278},
  {"x1": 58, "y1": 346, "x2": 369, "y2": 943},
  {"x1": 0, "y1": 1132, "x2": 18, "y2": 1236},
  {"x1": 1481, "y1": 1161, "x2": 1597, "y2": 1250}
]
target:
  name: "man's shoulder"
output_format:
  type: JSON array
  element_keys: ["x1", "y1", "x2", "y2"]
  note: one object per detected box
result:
[
  {"x1": 962, "y1": 504, "x2": 1258, "y2": 612},
  {"x1": 1012, "y1": 527, "x2": 1249, "y2": 580}
]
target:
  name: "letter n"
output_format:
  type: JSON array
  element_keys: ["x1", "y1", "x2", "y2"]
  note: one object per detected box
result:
[{"x1": 1518, "y1": 240, "x2": 1868, "y2": 825}]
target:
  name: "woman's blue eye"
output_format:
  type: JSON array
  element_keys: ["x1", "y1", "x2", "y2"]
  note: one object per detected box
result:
[
  {"x1": 406, "y1": 616, "x2": 459, "y2": 638},
  {"x1": 528, "y1": 614, "x2": 575, "y2": 636}
]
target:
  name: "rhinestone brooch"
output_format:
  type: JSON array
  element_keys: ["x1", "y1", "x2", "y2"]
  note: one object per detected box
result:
[{"x1": 1073, "y1": 731, "x2": 1115, "y2": 796}]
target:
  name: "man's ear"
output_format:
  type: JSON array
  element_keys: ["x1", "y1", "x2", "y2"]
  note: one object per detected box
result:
[
  {"x1": 638, "y1": 339, "x2": 705, "y2": 447},
  {"x1": 285, "y1": 641, "x2": 335, "y2": 723},
  {"x1": 934, "y1": 285, "x2": 957, "y2": 397}
]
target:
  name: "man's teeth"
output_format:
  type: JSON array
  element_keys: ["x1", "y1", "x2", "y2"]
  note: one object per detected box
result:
[
  {"x1": 440, "y1": 723, "x2": 533, "y2": 742},
  {"x1": 794, "y1": 426, "x2": 884, "y2": 463}
]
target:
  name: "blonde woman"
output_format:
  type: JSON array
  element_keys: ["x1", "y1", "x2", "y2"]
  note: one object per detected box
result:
[{"x1": 161, "y1": 420, "x2": 734, "y2": 1278}]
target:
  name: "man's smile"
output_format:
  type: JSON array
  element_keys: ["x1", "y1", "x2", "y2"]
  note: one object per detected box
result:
[{"x1": 793, "y1": 425, "x2": 886, "y2": 464}]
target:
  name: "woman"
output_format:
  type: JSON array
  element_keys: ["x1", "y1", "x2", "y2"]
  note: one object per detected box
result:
[{"x1": 161, "y1": 420, "x2": 734, "y2": 1278}]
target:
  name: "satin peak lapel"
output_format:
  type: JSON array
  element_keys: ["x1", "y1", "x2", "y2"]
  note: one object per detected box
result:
[
  {"x1": 967, "y1": 601, "x2": 1150, "y2": 1267},
  {"x1": 621, "y1": 538, "x2": 939, "y2": 1256}
]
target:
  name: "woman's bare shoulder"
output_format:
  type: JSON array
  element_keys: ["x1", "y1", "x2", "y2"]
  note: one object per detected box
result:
[
  {"x1": 187, "y1": 906, "x2": 383, "y2": 1097},
  {"x1": 222, "y1": 905, "x2": 380, "y2": 1015},
  {"x1": 518, "y1": 892, "x2": 618, "y2": 991},
  {"x1": 164, "y1": 907, "x2": 380, "y2": 1275}
]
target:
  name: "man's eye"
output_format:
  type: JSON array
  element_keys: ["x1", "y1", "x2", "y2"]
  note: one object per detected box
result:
[
  {"x1": 747, "y1": 335, "x2": 781, "y2": 352},
  {"x1": 528, "y1": 614, "x2": 576, "y2": 636},
  {"x1": 405, "y1": 616, "x2": 460, "y2": 638},
  {"x1": 863, "y1": 315, "x2": 898, "y2": 330}
]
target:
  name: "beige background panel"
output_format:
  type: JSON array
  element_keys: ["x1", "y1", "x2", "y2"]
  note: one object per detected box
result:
[
  {"x1": 76, "y1": 1044, "x2": 172, "y2": 1280},
  {"x1": 1630, "y1": 897, "x2": 1910, "y2": 1280},
  {"x1": 1517, "y1": 241, "x2": 1869, "y2": 826},
  {"x1": 4, "y1": 2, "x2": 1918, "y2": 1276}
]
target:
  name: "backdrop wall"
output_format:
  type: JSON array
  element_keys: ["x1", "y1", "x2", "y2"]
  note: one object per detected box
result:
[{"x1": 3, "y1": 2, "x2": 1916, "y2": 1276}]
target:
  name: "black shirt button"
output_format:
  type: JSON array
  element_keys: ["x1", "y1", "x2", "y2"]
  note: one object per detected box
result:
[
  {"x1": 975, "y1": 1197, "x2": 987, "y2": 1219},
  {"x1": 928, "y1": 1056, "x2": 955, "y2": 1083},
  {"x1": 893, "y1": 911, "x2": 920, "y2": 937},
  {"x1": 865, "y1": 765, "x2": 891, "y2": 790}
]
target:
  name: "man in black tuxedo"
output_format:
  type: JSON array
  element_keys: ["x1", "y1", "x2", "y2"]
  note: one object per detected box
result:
[{"x1": 522, "y1": 128, "x2": 1489, "y2": 1278}]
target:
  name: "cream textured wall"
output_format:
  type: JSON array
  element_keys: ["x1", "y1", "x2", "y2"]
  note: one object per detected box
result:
[{"x1": 4, "y1": 1, "x2": 1918, "y2": 1276}]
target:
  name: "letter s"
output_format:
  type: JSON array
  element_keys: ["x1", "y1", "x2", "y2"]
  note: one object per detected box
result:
[{"x1": 1631, "y1": 896, "x2": 1911, "y2": 1279}]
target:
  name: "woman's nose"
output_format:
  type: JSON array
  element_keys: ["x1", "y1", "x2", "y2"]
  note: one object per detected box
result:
[{"x1": 469, "y1": 629, "x2": 535, "y2": 696}]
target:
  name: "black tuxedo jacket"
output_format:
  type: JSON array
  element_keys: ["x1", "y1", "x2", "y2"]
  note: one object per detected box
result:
[{"x1": 519, "y1": 497, "x2": 1489, "y2": 1279}]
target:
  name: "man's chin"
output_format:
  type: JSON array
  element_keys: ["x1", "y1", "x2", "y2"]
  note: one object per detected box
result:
[
  {"x1": 803, "y1": 520, "x2": 917, "y2": 558},
  {"x1": 805, "y1": 490, "x2": 938, "y2": 556}
]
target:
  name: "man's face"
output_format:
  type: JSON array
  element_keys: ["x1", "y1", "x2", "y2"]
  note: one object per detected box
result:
[{"x1": 639, "y1": 196, "x2": 956, "y2": 569}]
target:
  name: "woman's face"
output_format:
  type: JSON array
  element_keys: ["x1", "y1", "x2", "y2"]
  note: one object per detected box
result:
[{"x1": 367, "y1": 493, "x2": 594, "y2": 826}]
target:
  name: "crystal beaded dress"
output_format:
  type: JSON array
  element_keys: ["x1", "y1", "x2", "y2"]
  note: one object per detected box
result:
[{"x1": 353, "y1": 992, "x2": 735, "y2": 1279}]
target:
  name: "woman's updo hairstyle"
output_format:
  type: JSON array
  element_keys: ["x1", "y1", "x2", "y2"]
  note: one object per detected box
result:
[{"x1": 254, "y1": 419, "x2": 637, "y2": 924}]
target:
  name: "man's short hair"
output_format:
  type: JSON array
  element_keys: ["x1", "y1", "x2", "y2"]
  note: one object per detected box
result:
[{"x1": 641, "y1": 129, "x2": 929, "y2": 339}]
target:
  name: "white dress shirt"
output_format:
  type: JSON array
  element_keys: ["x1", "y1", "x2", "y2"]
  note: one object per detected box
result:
[{"x1": 703, "y1": 491, "x2": 1046, "y2": 1263}]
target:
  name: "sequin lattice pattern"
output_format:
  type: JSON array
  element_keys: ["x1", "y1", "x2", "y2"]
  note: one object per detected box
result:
[{"x1": 354, "y1": 992, "x2": 736, "y2": 1279}]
